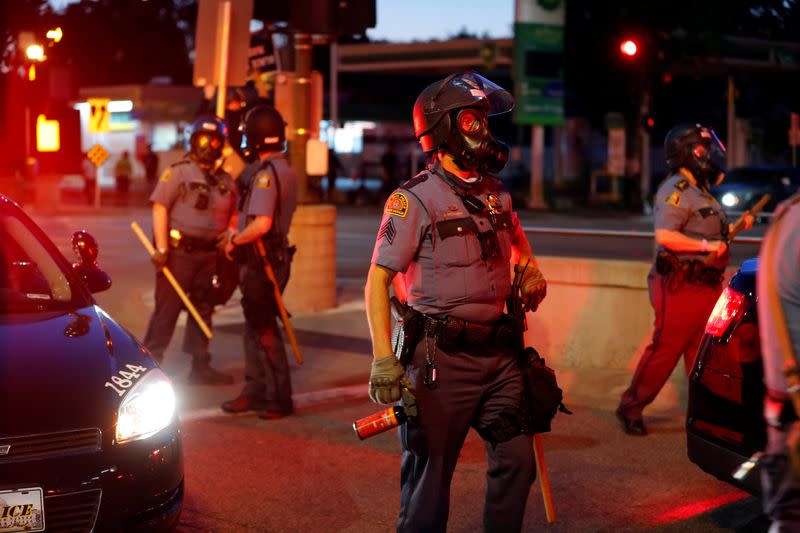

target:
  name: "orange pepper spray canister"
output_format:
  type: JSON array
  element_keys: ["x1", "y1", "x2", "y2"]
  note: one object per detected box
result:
[{"x1": 353, "y1": 386, "x2": 417, "y2": 440}]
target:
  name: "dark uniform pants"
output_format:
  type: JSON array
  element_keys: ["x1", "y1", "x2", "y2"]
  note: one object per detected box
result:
[
  {"x1": 619, "y1": 269, "x2": 722, "y2": 420},
  {"x1": 239, "y1": 264, "x2": 293, "y2": 415},
  {"x1": 762, "y1": 426, "x2": 800, "y2": 531},
  {"x1": 143, "y1": 249, "x2": 216, "y2": 361},
  {"x1": 398, "y1": 339, "x2": 535, "y2": 533}
]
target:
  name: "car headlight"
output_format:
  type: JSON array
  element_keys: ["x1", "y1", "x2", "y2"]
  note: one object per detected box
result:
[
  {"x1": 721, "y1": 192, "x2": 739, "y2": 207},
  {"x1": 116, "y1": 368, "x2": 176, "y2": 444}
]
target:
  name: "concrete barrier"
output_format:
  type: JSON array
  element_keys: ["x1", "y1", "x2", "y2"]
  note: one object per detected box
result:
[{"x1": 522, "y1": 256, "x2": 736, "y2": 372}]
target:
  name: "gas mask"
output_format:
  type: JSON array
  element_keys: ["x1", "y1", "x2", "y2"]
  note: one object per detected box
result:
[
  {"x1": 447, "y1": 106, "x2": 509, "y2": 175},
  {"x1": 191, "y1": 132, "x2": 224, "y2": 169},
  {"x1": 688, "y1": 133, "x2": 726, "y2": 188}
]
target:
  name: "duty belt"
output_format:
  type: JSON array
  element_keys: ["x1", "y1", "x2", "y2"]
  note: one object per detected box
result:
[
  {"x1": 424, "y1": 313, "x2": 521, "y2": 355},
  {"x1": 169, "y1": 229, "x2": 217, "y2": 253},
  {"x1": 655, "y1": 251, "x2": 724, "y2": 287}
]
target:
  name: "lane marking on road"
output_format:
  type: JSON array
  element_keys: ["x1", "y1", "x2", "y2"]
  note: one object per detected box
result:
[{"x1": 180, "y1": 383, "x2": 368, "y2": 422}]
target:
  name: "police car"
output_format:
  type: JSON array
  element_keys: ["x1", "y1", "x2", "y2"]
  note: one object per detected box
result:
[
  {"x1": 0, "y1": 194, "x2": 183, "y2": 531},
  {"x1": 686, "y1": 258, "x2": 766, "y2": 494}
]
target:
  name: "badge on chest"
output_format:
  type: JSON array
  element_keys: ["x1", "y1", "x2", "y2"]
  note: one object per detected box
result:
[{"x1": 486, "y1": 193, "x2": 503, "y2": 215}]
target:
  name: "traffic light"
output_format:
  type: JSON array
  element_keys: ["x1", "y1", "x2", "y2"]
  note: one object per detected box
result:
[{"x1": 620, "y1": 39, "x2": 638, "y2": 58}]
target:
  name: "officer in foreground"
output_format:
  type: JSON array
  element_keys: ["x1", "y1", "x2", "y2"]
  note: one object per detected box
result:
[
  {"x1": 616, "y1": 123, "x2": 754, "y2": 435},
  {"x1": 142, "y1": 116, "x2": 236, "y2": 384},
  {"x1": 365, "y1": 71, "x2": 547, "y2": 532},
  {"x1": 221, "y1": 105, "x2": 297, "y2": 420},
  {"x1": 757, "y1": 192, "x2": 800, "y2": 530}
]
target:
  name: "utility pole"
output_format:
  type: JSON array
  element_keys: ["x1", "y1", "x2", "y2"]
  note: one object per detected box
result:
[
  {"x1": 727, "y1": 75, "x2": 736, "y2": 168},
  {"x1": 214, "y1": 0, "x2": 231, "y2": 119},
  {"x1": 529, "y1": 126, "x2": 546, "y2": 208},
  {"x1": 291, "y1": 33, "x2": 315, "y2": 204},
  {"x1": 639, "y1": 78, "x2": 651, "y2": 211}
]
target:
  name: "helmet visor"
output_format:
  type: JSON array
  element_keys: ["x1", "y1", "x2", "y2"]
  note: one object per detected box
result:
[
  {"x1": 457, "y1": 72, "x2": 514, "y2": 116},
  {"x1": 697, "y1": 127, "x2": 727, "y2": 171},
  {"x1": 428, "y1": 71, "x2": 514, "y2": 117}
]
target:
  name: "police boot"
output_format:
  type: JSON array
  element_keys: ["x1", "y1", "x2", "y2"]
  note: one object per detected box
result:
[{"x1": 187, "y1": 354, "x2": 234, "y2": 385}]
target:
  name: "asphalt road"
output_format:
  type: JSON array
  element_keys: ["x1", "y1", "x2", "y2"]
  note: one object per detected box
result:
[{"x1": 28, "y1": 206, "x2": 770, "y2": 533}]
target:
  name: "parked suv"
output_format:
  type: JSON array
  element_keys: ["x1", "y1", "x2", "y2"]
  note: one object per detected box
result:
[{"x1": 686, "y1": 258, "x2": 766, "y2": 494}]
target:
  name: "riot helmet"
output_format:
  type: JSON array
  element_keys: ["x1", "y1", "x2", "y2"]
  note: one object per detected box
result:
[
  {"x1": 413, "y1": 71, "x2": 514, "y2": 174},
  {"x1": 664, "y1": 123, "x2": 727, "y2": 187},
  {"x1": 189, "y1": 116, "x2": 227, "y2": 168},
  {"x1": 240, "y1": 105, "x2": 286, "y2": 157}
]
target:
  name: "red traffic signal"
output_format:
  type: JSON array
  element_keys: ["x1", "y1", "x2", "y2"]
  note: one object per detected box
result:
[{"x1": 620, "y1": 39, "x2": 638, "y2": 57}]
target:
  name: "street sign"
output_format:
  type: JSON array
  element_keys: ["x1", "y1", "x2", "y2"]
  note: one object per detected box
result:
[
  {"x1": 513, "y1": 0, "x2": 565, "y2": 126},
  {"x1": 87, "y1": 143, "x2": 109, "y2": 168},
  {"x1": 88, "y1": 98, "x2": 110, "y2": 133}
]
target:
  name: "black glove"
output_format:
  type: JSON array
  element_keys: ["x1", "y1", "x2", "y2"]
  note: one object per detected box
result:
[{"x1": 151, "y1": 249, "x2": 168, "y2": 270}]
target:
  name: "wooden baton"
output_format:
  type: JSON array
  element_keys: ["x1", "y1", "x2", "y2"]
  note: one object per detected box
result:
[
  {"x1": 534, "y1": 434, "x2": 556, "y2": 524},
  {"x1": 131, "y1": 221, "x2": 213, "y2": 340},
  {"x1": 254, "y1": 240, "x2": 304, "y2": 365},
  {"x1": 703, "y1": 193, "x2": 771, "y2": 266}
]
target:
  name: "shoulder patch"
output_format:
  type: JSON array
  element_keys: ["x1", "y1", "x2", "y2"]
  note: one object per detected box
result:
[
  {"x1": 666, "y1": 190, "x2": 681, "y2": 207},
  {"x1": 385, "y1": 192, "x2": 409, "y2": 217},
  {"x1": 255, "y1": 172, "x2": 271, "y2": 189},
  {"x1": 159, "y1": 169, "x2": 171, "y2": 182},
  {"x1": 401, "y1": 174, "x2": 429, "y2": 190},
  {"x1": 675, "y1": 179, "x2": 690, "y2": 191}
]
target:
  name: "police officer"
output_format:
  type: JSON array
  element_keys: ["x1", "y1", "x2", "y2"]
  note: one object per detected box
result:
[
  {"x1": 142, "y1": 116, "x2": 236, "y2": 385},
  {"x1": 221, "y1": 105, "x2": 297, "y2": 420},
  {"x1": 365, "y1": 71, "x2": 548, "y2": 532},
  {"x1": 616, "y1": 123, "x2": 753, "y2": 435},
  {"x1": 757, "y1": 193, "x2": 800, "y2": 530}
]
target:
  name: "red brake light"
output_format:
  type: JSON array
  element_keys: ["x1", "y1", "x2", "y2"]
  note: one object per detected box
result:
[{"x1": 705, "y1": 287, "x2": 747, "y2": 337}]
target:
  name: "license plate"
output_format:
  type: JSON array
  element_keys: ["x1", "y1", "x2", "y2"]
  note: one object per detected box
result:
[{"x1": 0, "y1": 487, "x2": 44, "y2": 533}]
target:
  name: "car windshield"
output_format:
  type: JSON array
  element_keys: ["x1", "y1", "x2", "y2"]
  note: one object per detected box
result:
[{"x1": 0, "y1": 208, "x2": 90, "y2": 314}]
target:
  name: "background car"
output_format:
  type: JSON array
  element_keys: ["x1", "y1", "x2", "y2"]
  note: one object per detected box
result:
[
  {"x1": 712, "y1": 166, "x2": 800, "y2": 215},
  {"x1": 0, "y1": 194, "x2": 183, "y2": 532},
  {"x1": 686, "y1": 258, "x2": 766, "y2": 494}
]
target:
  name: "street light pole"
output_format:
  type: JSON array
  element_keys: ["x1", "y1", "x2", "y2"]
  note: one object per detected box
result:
[{"x1": 292, "y1": 32, "x2": 315, "y2": 204}]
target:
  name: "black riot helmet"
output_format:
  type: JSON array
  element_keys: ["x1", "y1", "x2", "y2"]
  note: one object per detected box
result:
[
  {"x1": 189, "y1": 116, "x2": 227, "y2": 168},
  {"x1": 664, "y1": 123, "x2": 727, "y2": 187},
  {"x1": 413, "y1": 71, "x2": 514, "y2": 174},
  {"x1": 240, "y1": 105, "x2": 286, "y2": 158}
]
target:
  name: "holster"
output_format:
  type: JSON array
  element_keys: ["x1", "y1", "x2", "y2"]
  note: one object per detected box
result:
[{"x1": 390, "y1": 297, "x2": 424, "y2": 366}]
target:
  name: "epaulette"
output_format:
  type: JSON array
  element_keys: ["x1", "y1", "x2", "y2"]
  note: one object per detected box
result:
[
  {"x1": 675, "y1": 179, "x2": 690, "y2": 191},
  {"x1": 400, "y1": 172, "x2": 429, "y2": 191}
]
